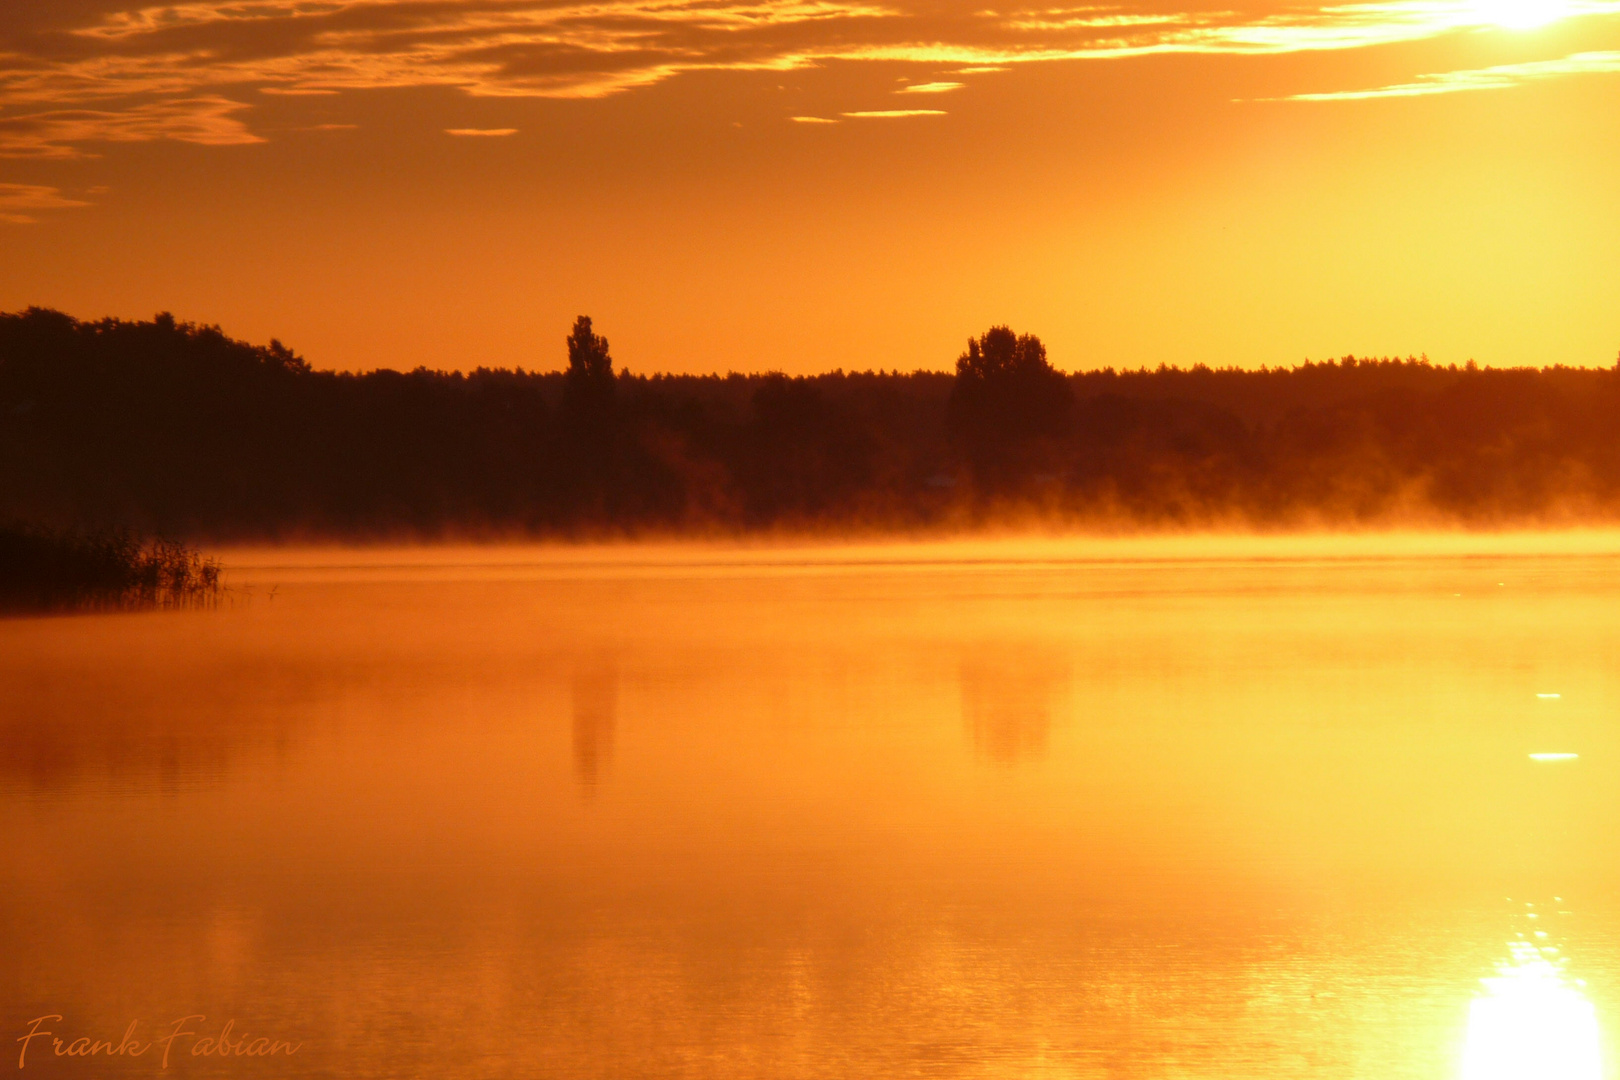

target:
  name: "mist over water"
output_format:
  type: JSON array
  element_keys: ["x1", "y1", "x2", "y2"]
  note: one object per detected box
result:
[{"x1": 5, "y1": 535, "x2": 1620, "y2": 1078}]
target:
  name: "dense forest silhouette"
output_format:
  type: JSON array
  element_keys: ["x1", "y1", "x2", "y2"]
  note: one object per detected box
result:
[{"x1": 4, "y1": 306, "x2": 1620, "y2": 538}]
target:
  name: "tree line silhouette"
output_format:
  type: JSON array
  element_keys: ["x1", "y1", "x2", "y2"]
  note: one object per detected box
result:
[{"x1": 4, "y1": 306, "x2": 1620, "y2": 538}]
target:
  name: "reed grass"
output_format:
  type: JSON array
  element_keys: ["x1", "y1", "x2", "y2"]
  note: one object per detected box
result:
[{"x1": 0, "y1": 523, "x2": 221, "y2": 612}]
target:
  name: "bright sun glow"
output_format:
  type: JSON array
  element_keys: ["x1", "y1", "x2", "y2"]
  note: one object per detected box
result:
[
  {"x1": 1461, "y1": 941, "x2": 1602, "y2": 1080},
  {"x1": 1471, "y1": 0, "x2": 1576, "y2": 29}
]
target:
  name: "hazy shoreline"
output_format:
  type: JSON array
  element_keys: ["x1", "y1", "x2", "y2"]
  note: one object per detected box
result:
[
  {"x1": 204, "y1": 527, "x2": 1620, "y2": 582},
  {"x1": 10, "y1": 308, "x2": 1620, "y2": 543}
]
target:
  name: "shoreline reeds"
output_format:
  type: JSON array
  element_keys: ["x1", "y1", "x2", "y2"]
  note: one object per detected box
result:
[{"x1": 0, "y1": 523, "x2": 222, "y2": 613}]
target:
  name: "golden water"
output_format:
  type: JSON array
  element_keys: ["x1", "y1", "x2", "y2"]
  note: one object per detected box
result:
[{"x1": 4, "y1": 538, "x2": 1618, "y2": 1078}]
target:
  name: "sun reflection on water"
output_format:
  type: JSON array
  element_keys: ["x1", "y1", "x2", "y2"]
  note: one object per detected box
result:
[{"x1": 1461, "y1": 937, "x2": 1601, "y2": 1080}]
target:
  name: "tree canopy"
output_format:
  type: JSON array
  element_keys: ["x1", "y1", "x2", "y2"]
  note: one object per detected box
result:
[
  {"x1": 947, "y1": 326, "x2": 1073, "y2": 479},
  {"x1": 566, "y1": 316, "x2": 612, "y2": 382}
]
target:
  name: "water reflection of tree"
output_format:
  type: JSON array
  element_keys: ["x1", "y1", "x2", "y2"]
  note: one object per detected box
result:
[
  {"x1": 959, "y1": 647, "x2": 1068, "y2": 763},
  {"x1": 571, "y1": 659, "x2": 618, "y2": 791}
]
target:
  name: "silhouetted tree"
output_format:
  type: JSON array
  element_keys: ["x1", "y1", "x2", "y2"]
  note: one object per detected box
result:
[
  {"x1": 564, "y1": 316, "x2": 614, "y2": 422},
  {"x1": 556, "y1": 316, "x2": 622, "y2": 518},
  {"x1": 947, "y1": 326, "x2": 1073, "y2": 480}
]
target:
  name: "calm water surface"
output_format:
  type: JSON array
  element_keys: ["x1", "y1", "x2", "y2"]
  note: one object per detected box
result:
[{"x1": 4, "y1": 538, "x2": 1619, "y2": 1078}]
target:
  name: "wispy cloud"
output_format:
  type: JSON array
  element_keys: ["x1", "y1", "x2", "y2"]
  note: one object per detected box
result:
[
  {"x1": 842, "y1": 108, "x2": 946, "y2": 116},
  {"x1": 1273, "y1": 49, "x2": 1620, "y2": 99},
  {"x1": 0, "y1": 97, "x2": 262, "y2": 158},
  {"x1": 0, "y1": 181, "x2": 91, "y2": 223},
  {"x1": 899, "y1": 80, "x2": 963, "y2": 92},
  {"x1": 998, "y1": 8, "x2": 1189, "y2": 32},
  {"x1": 4, "y1": 0, "x2": 1620, "y2": 156},
  {"x1": 446, "y1": 126, "x2": 518, "y2": 135}
]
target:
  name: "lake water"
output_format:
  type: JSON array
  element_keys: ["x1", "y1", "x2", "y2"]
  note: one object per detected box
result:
[{"x1": 4, "y1": 536, "x2": 1620, "y2": 1079}]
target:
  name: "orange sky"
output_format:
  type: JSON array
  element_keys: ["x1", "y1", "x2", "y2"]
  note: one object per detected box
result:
[{"x1": 2, "y1": 0, "x2": 1618, "y2": 374}]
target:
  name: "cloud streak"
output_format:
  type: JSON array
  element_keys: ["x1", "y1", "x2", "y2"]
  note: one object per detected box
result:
[
  {"x1": 0, "y1": 181, "x2": 91, "y2": 223},
  {"x1": 843, "y1": 107, "x2": 946, "y2": 116},
  {"x1": 1273, "y1": 49, "x2": 1620, "y2": 99},
  {"x1": 0, "y1": 96, "x2": 261, "y2": 158},
  {"x1": 3, "y1": 0, "x2": 1620, "y2": 155}
]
